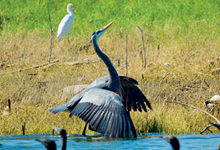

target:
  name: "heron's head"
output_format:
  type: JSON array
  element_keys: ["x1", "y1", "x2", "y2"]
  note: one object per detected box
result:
[
  {"x1": 67, "y1": 4, "x2": 77, "y2": 13},
  {"x1": 91, "y1": 20, "x2": 115, "y2": 41}
]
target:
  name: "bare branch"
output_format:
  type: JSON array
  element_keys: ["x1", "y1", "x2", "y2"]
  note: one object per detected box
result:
[
  {"x1": 22, "y1": 122, "x2": 25, "y2": 135},
  {"x1": 47, "y1": 2, "x2": 54, "y2": 64},
  {"x1": 160, "y1": 72, "x2": 170, "y2": 84},
  {"x1": 166, "y1": 101, "x2": 220, "y2": 124},
  {"x1": 203, "y1": 80, "x2": 210, "y2": 88},
  {"x1": 10, "y1": 60, "x2": 59, "y2": 73},
  {"x1": 210, "y1": 122, "x2": 220, "y2": 130},
  {"x1": 200, "y1": 122, "x2": 220, "y2": 134},
  {"x1": 200, "y1": 124, "x2": 213, "y2": 134},
  {"x1": 137, "y1": 26, "x2": 146, "y2": 68},
  {"x1": 184, "y1": 50, "x2": 200, "y2": 62},
  {"x1": 126, "y1": 35, "x2": 128, "y2": 76}
]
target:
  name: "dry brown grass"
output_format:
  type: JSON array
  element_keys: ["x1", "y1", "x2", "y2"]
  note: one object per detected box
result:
[{"x1": 0, "y1": 31, "x2": 220, "y2": 135}]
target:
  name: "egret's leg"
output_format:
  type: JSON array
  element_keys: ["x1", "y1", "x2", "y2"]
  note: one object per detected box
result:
[{"x1": 67, "y1": 37, "x2": 70, "y2": 44}]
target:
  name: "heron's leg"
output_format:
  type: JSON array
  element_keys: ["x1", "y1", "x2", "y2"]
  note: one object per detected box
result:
[
  {"x1": 128, "y1": 112, "x2": 137, "y2": 138},
  {"x1": 82, "y1": 123, "x2": 88, "y2": 136}
]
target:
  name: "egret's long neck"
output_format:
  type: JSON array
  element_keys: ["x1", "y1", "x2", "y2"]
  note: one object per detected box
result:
[
  {"x1": 68, "y1": 9, "x2": 74, "y2": 15},
  {"x1": 92, "y1": 36, "x2": 120, "y2": 94}
]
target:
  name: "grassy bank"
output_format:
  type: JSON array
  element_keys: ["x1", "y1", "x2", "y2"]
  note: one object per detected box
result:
[
  {"x1": 1, "y1": 0, "x2": 220, "y2": 39},
  {"x1": 0, "y1": 0, "x2": 220, "y2": 135}
]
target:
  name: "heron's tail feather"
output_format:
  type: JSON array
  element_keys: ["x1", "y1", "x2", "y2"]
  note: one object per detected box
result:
[{"x1": 49, "y1": 104, "x2": 68, "y2": 114}]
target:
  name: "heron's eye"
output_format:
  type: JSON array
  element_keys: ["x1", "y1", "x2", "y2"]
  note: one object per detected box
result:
[{"x1": 97, "y1": 30, "x2": 101, "y2": 34}]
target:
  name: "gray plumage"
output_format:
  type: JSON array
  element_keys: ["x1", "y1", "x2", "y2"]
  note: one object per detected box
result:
[
  {"x1": 49, "y1": 21, "x2": 136, "y2": 138},
  {"x1": 89, "y1": 75, "x2": 152, "y2": 112}
]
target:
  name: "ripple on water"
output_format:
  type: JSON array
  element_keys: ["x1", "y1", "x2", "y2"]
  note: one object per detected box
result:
[{"x1": 0, "y1": 133, "x2": 219, "y2": 149}]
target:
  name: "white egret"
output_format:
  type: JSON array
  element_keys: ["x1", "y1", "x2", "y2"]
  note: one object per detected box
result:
[{"x1": 57, "y1": 4, "x2": 77, "y2": 40}]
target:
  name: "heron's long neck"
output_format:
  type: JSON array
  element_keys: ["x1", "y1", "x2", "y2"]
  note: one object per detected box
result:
[{"x1": 92, "y1": 37, "x2": 120, "y2": 94}]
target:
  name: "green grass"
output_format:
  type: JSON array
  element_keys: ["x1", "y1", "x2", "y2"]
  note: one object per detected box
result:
[
  {"x1": 1, "y1": 0, "x2": 220, "y2": 40},
  {"x1": 0, "y1": 0, "x2": 220, "y2": 135}
]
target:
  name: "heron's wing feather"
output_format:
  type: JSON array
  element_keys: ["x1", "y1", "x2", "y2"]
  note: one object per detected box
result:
[
  {"x1": 69, "y1": 88, "x2": 136, "y2": 138},
  {"x1": 87, "y1": 76, "x2": 110, "y2": 88},
  {"x1": 88, "y1": 75, "x2": 138, "y2": 88},
  {"x1": 120, "y1": 76, "x2": 152, "y2": 112},
  {"x1": 87, "y1": 75, "x2": 151, "y2": 112},
  {"x1": 49, "y1": 89, "x2": 86, "y2": 114},
  {"x1": 119, "y1": 75, "x2": 139, "y2": 85},
  {"x1": 49, "y1": 104, "x2": 69, "y2": 114}
]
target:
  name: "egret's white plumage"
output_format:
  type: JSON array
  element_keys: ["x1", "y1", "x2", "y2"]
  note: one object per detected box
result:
[{"x1": 57, "y1": 4, "x2": 77, "y2": 39}]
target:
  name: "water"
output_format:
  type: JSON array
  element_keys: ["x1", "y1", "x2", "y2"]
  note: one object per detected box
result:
[{"x1": 0, "y1": 133, "x2": 219, "y2": 149}]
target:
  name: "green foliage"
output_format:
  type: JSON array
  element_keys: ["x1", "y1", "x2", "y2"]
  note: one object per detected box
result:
[{"x1": 0, "y1": 0, "x2": 219, "y2": 40}]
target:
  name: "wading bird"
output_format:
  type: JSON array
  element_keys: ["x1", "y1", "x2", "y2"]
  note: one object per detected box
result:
[
  {"x1": 81, "y1": 75, "x2": 152, "y2": 136},
  {"x1": 163, "y1": 136, "x2": 180, "y2": 150},
  {"x1": 36, "y1": 126, "x2": 67, "y2": 150},
  {"x1": 88, "y1": 75, "x2": 151, "y2": 113},
  {"x1": 50, "y1": 21, "x2": 137, "y2": 138},
  {"x1": 57, "y1": 4, "x2": 77, "y2": 40}
]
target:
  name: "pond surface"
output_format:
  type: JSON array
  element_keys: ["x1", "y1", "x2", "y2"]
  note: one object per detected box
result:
[{"x1": 0, "y1": 133, "x2": 219, "y2": 149}]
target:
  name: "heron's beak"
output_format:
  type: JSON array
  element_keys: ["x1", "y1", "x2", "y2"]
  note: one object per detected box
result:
[
  {"x1": 73, "y1": 6, "x2": 78, "y2": 9},
  {"x1": 102, "y1": 20, "x2": 115, "y2": 31}
]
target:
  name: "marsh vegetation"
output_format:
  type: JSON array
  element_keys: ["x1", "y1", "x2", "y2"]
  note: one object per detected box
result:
[{"x1": 0, "y1": 0, "x2": 220, "y2": 135}]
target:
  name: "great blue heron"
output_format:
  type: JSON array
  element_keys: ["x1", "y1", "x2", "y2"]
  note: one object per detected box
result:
[
  {"x1": 81, "y1": 75, "x2": 152, "y2": 136},
  {"x1": 88, "y1": 75, "x2": 152, "y2": 112},
  {"x1": 36, "y1": 126, "x2": 67, "y2": 150},
  {"x1": 50, "y1": 21, "x2": 137, "y2": 138},
  {"x1": 57, "y1": 4, "x2": 77, "y2": 40}
]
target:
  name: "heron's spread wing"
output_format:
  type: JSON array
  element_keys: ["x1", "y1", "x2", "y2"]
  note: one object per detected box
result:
[
  {"x1": 88, "y1": 75, "x2": 138, "y2": 88},
  {"x1": 87, "y1": 76, "x2": 110, "y2": 88},
  {"x1": 86, "y1": 75, "x2": 151, "y2": 112},
  {"x1": 119, "y1": 75, "x2": 138, "y2": 85},
  {"x1": 120, "y1": 76, "x2": 152, "y2": 112},
  {"x1": 49, "y1": 89, "x2": 86, "y2": 114},
  {"x1": 69, "y1": 88, "x2": 136, "y2": 138}
]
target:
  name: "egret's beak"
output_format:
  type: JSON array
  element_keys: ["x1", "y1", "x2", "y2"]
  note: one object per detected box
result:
[
  {"x1": 101, "y1": 20, "x2": 115, "y2": 31},
  {"x1": 73, "y1": 6, "x2": 78, "y2": 9}
]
